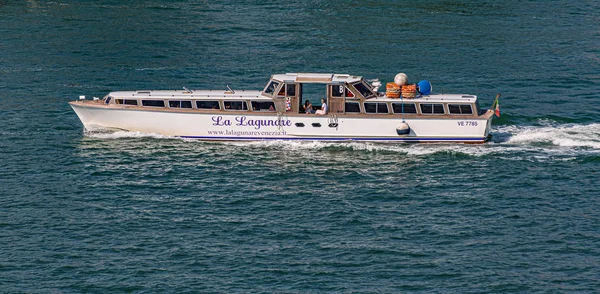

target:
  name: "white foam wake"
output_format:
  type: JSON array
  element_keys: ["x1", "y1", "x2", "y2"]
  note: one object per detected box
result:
[
  {"x1": 498, "y1": 123, "x2": 600, "y2": 149},
  {"x1": 83, "y1": 126, "x2": 174, "y2": 140},
  {"x1": 222, "y1": 123, "x2": 600, "y2": 158},
  {"x1": 80, "y1": 122, "x2": 600, "y2": 158},
  {"x1": 86, "y1": 131, "x2": 174, "y2": 140},
  {"x1": 224, "y1": 140, "x2": 496, "y2": 157}
]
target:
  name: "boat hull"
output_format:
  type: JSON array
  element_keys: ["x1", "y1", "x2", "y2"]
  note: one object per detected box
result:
[{"x1": 70, "y1": 102, "x2": 493, "y2": 143}]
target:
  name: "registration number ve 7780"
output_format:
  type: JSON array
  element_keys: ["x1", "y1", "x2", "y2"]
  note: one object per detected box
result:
[{"x1": 457, "y1": 121, "x2": 478, "y2": 127}]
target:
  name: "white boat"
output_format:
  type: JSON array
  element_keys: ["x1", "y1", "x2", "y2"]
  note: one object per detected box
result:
[{"x1": 70, "y1": 73, "x2": 499, "y2": 143}]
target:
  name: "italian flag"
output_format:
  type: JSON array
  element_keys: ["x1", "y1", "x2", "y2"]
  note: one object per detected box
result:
[{"x1": 492, "y1": 94, "x2": 501, "y2": 117}]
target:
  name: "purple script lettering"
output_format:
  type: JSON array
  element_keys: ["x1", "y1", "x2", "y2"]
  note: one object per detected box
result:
[
  {"x1": 211, "y1": 116, "x2": 231, "y2": 126},
  {"x1": 235, "y1": 116, "x2": 292, "y2": 130}
]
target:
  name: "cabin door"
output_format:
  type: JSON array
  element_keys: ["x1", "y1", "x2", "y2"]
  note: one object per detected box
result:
[
  {"x1": 274, "y1": 83, "x2": 299, "y2": 113},
  {"x1": 287, "y1": 83, "x2": 299, "y2": 113},
  {"x1": 329, "y1": 98, "x2": 344, "y2": 114},
  {"x1": 327, "y1": 84, "x2": 346, "y2": 114}
]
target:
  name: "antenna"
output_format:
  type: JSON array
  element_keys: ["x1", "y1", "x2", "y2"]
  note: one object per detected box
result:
[{"x1": 183, "y1": 87, "x2": 193, "y2": 93}]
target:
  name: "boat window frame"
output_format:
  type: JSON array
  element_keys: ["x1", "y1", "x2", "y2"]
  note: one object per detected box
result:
[
  {"x1": 364, "y1": 102, "x2": 389, "y2": 114},
  {"x1": 223, "y1": 100, "x2": 249, "y2": 111},
  {"x1": 286, "y1": 83, "x2": 297, "y2": 97},
  {"x1": 275, "y1": 83, "x2": 297, "y2": 98},
  {"x1": 331, "y1": 84, "x2": 354, "y2": 98},
  {"x1": 276, "y1": 83, "x2": 286, "y2": 97},
  {"x1": 448, "y1": 104, "x2": 474, "y2": 115},
  {"x1": 142, "y1": 100, "x2": 166, "y2": 107},
  {"x1": 168, "y1": 100, "x2": 193, "y2": 109},
  {"x1": 251, "y1": 100, "x2": 276, "y2": 112},
  {"x1": 391, "y1": 102, "x2": 418, "y2": 114},
  {"x1": 115, "y1": 99, "x2": 139, "y2": 106},
  {"x1": 351, "y1": 81, "x2": 375, "y2": 99},
  {"x1": 195, "y1": 100, "x2": 221, "y2": 110},
  {"x1": 262, "y1": 80, "x2": 280, "y2": 97},
  {"x1": 419, "y1": 103, "x2": 446, "y2": 115},
  {"x1": 344, "y1": 101, "x2": 361, "y2": 113}
]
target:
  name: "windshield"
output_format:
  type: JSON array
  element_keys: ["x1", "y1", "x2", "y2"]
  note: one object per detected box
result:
[
  {"x1": 263, "y1": 80, "x2": 280, "y2": 96},
  {"x1": 352, "y1": 82, "x2": 374, "y2": 98}
]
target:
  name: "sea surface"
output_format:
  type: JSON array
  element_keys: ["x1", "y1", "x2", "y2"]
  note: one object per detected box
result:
[{"x1": 1, "y1": 1, "x2": 599, "y2": 292}]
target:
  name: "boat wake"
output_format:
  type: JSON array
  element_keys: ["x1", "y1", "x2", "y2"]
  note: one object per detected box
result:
[
  {"x1": 81, "y1": 122, "x2": 600, "y2": 158},
  {"x1": 224, "y1": 122, "x2": 600, "y2": 160},
  {"x1": 495, "y1": 123, "x2": 600, "y2": 149},
  {"x1": 83, "y1": 125, "x2": 174, "y2": 140}
]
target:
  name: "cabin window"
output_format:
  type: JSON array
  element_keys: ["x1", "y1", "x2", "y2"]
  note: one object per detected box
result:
[
  {"x1": 331, "y1": 85, "x2": 354, "y2": 98},
  {"x1": 142, "y1": 100, "x2": 165, "y2": 107},
  {"x1": 364, "y1": 102, "x2": 389, "y2": 114},
  {"x1": 345, "y1": 102, "x2": 361, "y2": 113},
  {"x1": 286, "y1": 84, "x2": 296, "y2": 97},
  {"x1": 224, "y1": 101, "x2": 248, "y2": 111},
  {"x1": 331, "y1": 85, "x2": 342, "y2": 97},
  {"x1": 169, "y1": 100, "x2": 192, "y2": 108},
  {"x1": 275, "y1": 84, "x2": 296, "y2": 97},
  {"x1": 263, "y1": 81, "x2": 280, "y2": 96},
  {"x1": 251, "y1": 101, "x2": 275, "y2": 111},
  {"x1": 448, "y1": 104, "x2": 473, "y2": 115},
  {"x1": 391, "y1": 103, "x2": 417, "y2": 114},
  {"x1": 277, "y1": 84, "x2": 297, "y2": 97},
  {"x1": 105, "y1": 96, "x2": 112, "y2": 104},
  {"x1": 277, "y1": 85, "x2": 286, "y2": 97},
  {"x1": 116, "y1": 99, "x2": 138, "y2": 106},
  {"x1": 331, "y1": 85, "x2": 344, "y2": 98},
  {"x1": 352, "y1": 82, "x2": 374, "y2": 98},
  {"x1": 196, "y1": 100, "x2": 220, "y2": 110},
  {"x1": 420, "y1": 103, "x2": 445, "y2": 114}
]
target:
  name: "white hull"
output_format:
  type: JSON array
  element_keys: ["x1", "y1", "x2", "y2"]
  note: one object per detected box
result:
[{"x1": 70, "y1": 103, "x2": 493, "y2": 143}]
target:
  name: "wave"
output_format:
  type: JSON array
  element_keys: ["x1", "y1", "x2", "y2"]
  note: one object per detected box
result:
[
  {"x1": 80, "y1": 121, "x2": 600, "y2": 158},
  {"x1": 223, "y1": 140, "x2": 496, "y2": 157},
  {"x1": 83, "y1": 126, "x2": 174, "y2": 140},
  {"x1": 496, "y1": 122, "x2": 600, "y2": 149},
  {"x1": 135, "y1": 66, "x2": 172, "y2": 71},
  {"x1": 224, "y1": 121, "x2": 600, "y2": 157}
]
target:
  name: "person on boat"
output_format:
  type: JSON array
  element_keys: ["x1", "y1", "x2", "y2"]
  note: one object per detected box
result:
[
  {"x1": 315, "y1": 98, "x2": 327, "y2": 115},
  {"x1": 304, "y1": 100, "x2": 313, "y2": 114}
]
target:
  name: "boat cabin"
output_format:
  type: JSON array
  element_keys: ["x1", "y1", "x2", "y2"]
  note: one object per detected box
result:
[
  {"x1": 260, "y1": 73, "x2": 481, "y2": 116},
  {"x1": 261, "y1": 73, "x2": 376, "y2": 114},
  {"x1": 97, "y1": 73, "x2": 482, "y2": 117}
]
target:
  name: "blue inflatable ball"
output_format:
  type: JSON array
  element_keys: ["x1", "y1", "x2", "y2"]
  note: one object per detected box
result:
[{"x1": 417, "y1": 80, "x2": 432, "y2": 95}]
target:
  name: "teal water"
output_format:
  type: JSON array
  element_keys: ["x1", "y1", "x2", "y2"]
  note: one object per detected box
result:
[{"x1": 1, "y1": 1, "x2": 599, "y2": 292}]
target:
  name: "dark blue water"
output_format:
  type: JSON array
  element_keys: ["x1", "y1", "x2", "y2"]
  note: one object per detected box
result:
[{"x1": 1, "y1": 1, "x2": 599, "y2": 292}]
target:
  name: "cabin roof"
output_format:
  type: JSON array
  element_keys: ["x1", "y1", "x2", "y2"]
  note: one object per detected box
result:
[
  {"x1": 108, "y1": 90, "x2": 264, "y2": 99},
  {"x1": 271, "y1": 73, "x2": 363, "y2": 84},
  {"x1": 417, "y1": 94, "x2": 478, "y2": 103},
  {"x1": 106, "y1": 91, "x2": 478, "y2": 103}
]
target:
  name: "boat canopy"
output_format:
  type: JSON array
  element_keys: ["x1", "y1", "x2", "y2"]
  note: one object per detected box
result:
[
  {"x1": 262, "y1": 73, "x2": 376, "y2": 100},
  {"x1": 270, "y1": 73, "x2": 363, "y2": 84}
]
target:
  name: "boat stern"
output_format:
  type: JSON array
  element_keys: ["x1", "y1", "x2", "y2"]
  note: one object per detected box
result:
[{"x1": 481, "y1": 109, "x2": 496, "y2": 142}]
